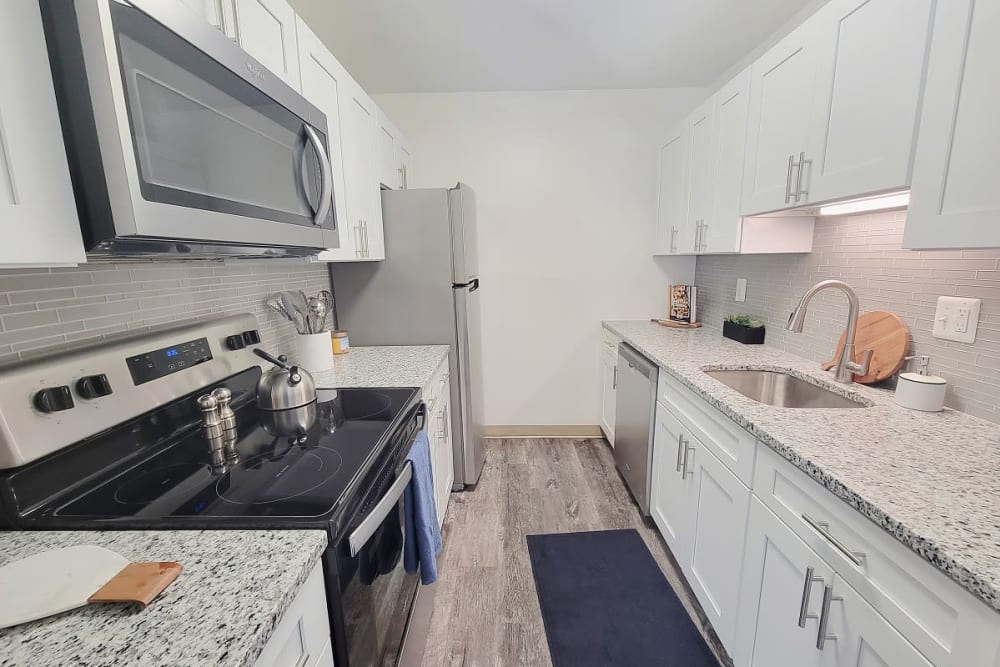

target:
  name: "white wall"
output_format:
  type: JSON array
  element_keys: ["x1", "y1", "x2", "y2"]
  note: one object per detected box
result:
[{"x1": 374, "y1": 89, "x2": 702, "y2": 426}]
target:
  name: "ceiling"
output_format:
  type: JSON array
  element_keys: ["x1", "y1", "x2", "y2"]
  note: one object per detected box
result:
[{"x1": 288, "y1": 0, "x2": 817, "y2": 93}]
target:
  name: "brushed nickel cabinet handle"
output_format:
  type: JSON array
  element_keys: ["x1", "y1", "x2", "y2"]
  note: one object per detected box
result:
[
  {"x1": 803, "y1": 514, "x2": 866, "y2": 566},
  {"x1": 794, "y1": 151, "x2": 807, "y2": 203},
  {"x1": 798, "y1": 566, "x2": 823, "y2": 628},
  {"x1": 816, "y1": 584, "x2": 842, "y2": 650},
  {"x1": 681, "y1": 442, "x2": 695, "y2": 478},
  {"x1": 675, "y1": 433, "x2": 685, "y2": 472},
  {"x1": 785, "y1": 154, "x2": 796, "y2": 204}
]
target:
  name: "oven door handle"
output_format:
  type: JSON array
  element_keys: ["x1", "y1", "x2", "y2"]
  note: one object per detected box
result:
[
  {"x1": 303, "y1": 124, "x2": 333, "y2": 226},
  {"x1": 348, "y1": 461, "x2": 413, "y2": 558}
]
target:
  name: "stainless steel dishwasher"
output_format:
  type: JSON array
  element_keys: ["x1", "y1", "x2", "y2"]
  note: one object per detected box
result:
[{"x1": 614, "y1": 343, "x2": 658, "y2": 515}]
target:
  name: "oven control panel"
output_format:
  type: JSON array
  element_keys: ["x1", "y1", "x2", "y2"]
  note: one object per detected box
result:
[{"x1": 126, "y1": 337, "x2": 213, "y2": 385}]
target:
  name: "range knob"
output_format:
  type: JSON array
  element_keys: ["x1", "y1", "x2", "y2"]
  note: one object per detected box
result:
[
  {"x1": 76, "y1": 374, "x2": 113, "y2": 399},
  {"x1": 33, "y1": 386, "x2": 74, "y2": 413},
  {"x1": 226, "y1": 334, "x2": 246, "y2": 350}
]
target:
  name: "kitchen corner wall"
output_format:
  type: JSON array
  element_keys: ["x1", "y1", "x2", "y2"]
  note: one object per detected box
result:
[
  {"x1": 375, "y1": 88, "x2": 703, "y2": 427},
  {"x1": 0, "y1": 260, "x2": 331, "y2": 366},
  {"x1": 695, "y1": 210, "x2": 1000, "y2": 424}
]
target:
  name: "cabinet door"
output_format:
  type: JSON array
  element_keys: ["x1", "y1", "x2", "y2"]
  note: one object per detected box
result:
[
  {"x1": 682, "y1": 442, "x2": 751, "y2": 653},
  {"x1": 339, "y1": 81, "x2": 384, "y2": 260},
  {"x1": 824, "y1": 575, "x2": 933, "y2": 667},
  {"x1": 376, "y1": 113, "x2": 402, "y2": 189},
  {"x1": 398, "y1": 140, "x2": 414, "y2": 189},
  {"x1": 704, "y1": 67, "x2": 750, "y2": 254},
  {"x1": 296, "y1": 18, "x2": 355, "y2": 261},
  {"x1": 600, "y1": 348, "x2": 617, "y2": 445},
  {"x1": 734, "y1": 498, "x2": 831, "y2": 667},
  {"x1": 0, "y1": 1, "x2": 86, "y2": 267},
  {"x1": 905, "y1": 0, "x2": 1000, "y2": 249},
  {"x1": 234, "y1": 0, "x2": 301, "y2": 91},
  {"x1": 650, "y1": 406, "x2": 694, "y2": 557},
  {"x1": 742, "y1": 16, "x2": 822, "y2": 215},
  {"x1": 807, "y1": 0, "x2": 935, "y2": 204},
  {"x1": 436, "y1": 394, "x2": 453, "y2": 526},
  {"x1": 684, "y1": 99, "x2": 715, "y2": 254},
  {"x1": 653, "y1": 124, "x2": 689, "y2": 255}
]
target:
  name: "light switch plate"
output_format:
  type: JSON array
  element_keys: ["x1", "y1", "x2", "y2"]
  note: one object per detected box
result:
[
  {"x1": 932, "y1": 296, "x2": 981, "y2": 343},
  {"x1": 735, "y1": 278, "x2": 747, "y2": 303}
]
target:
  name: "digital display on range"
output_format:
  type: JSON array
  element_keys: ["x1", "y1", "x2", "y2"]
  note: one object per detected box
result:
[{"x1": 126, "y1": 337, "x2": 213, "y2": 385}]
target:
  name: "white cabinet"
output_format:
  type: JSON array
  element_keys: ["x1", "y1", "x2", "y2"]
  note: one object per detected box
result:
[
  {"x1": 177, "y1": 0, "x2": 236, "y2": 35},
  {"x1": 338, "y1": 80, "x2": 385, "y2": 261},
  {"x1": 806, "y1": 0, "x2": 935, "y2": 204},
  {"x1": 742, "y1": 16, "x2": 822, "y2": 215},
  {"x1": 253, "y1": 561, "x2": 332, "y2": 667},
  {"x1": 703, "y1": 68, "x2": 751, "y2": 254},
  {"x1": 424, "y1": 357, "x2": 453, "y2": 529},
  {"x1": 296, "y1": 17, "x2": 357, "y2": 260},
  {"x1": 599, "y1": 348, "x2": 617, "y2": 445},
  {"x1": 376, "y1": 110, "x2": 414, "y2": 190},
  {"x1": 683, "y1": 99, "x2": 715, "y2": 254},
  {"x1": 650, "y1": 407, "x2": 694, "y2": 555},
  {"x1": 905, "y1": 0, "x2": 1000, "y2": 249},
  {"x1": 653, "y1": 124, "x2": 688, "y2": 254},
  {"x1": 233, "y1": 0, "x2": 301, "y2": 91},
  {"x1": 734, "y1": 498, "x2": 834, "y2": 667},
  {"x1": 0, "y1": 1, "x2": 86, "y2": 268}
]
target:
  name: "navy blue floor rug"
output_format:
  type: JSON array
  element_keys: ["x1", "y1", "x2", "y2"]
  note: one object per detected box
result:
[{"x1": 526, "y1": 529, "x2": 718, "y2": 667}]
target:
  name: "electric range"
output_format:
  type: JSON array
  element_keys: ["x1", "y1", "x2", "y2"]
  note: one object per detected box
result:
[{"x1": 0, "y1": 314, "x2": 427, "y2": 667}]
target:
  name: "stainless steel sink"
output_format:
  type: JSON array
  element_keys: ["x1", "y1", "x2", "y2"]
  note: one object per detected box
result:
[{"x1": 703, "y1": 369, "x2": 870, "y2": 409}]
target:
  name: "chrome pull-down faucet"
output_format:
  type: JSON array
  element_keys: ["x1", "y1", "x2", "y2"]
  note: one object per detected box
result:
[{"x1": 786, "y1": 280, "x2": 873, "y2": 384}]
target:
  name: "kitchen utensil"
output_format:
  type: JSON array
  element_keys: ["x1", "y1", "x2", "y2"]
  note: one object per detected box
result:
[
  {"x1": 650, "y1": 318, "x2": 703, "y2": 329},
  {"x1": 280, "y1": 291, "x2": 309, "y2": 335},
  {"x1": 0, "y1": 545, "x2": 182, "y2": 629},
  {"x1": 895, "y1": 355, "x2": 947, "y2": 411},
  {"x1": 318, "y1": 290, "x2": 334, "y2": 316},
  {"x1": 252, "y1": 348, "x2": 317, "y2": 410},
  {"x1": 265, "y1": 294, "x2": 294, "y2": 324},
  {"x1": 297, "y1": 332, "x2": 335, "y2": 372},
  {"x1": 820, "y1": 310, "x2": 909, "y2": 384},
  {"x1": 307, "y1": 296, "x2": 326, "y2": 334}
]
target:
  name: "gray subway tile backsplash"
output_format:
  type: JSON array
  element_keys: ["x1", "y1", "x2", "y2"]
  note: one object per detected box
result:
[
  {"x1": 0, "y1": 259, "x2": 331, "y2": 366},
  {"x1": 695, "y1": 210, "x2": 1000, "y2": 424}
]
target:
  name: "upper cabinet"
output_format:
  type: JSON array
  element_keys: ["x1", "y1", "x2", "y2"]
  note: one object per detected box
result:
[
  {"x1": 683, "y1": 98, "x2": 715, "y2": 254},
  {"x1": 376, "y1": 111, "x2": 414, "y2": 190},
  {"x1": 904, "y1": 0, "x2": 1000, "y2": 249},
  {"x1": 0, "y1": 1, "x2": 86, "y2": 267},
  {"x1": 232, "y1": 0, "x2": 302, "y2": 91},
  {"x1": 177, "y1": 0, "x2": 238, "y2": 37},
  {"x1": 703, "y1": 68, "x2": 752, "y2": 254},
  {"x1": 653, "y1": 124, "x2": 688, "y2": 254},
  {"x1": 742, "y1": 17, "x2": 823, "y2": 215},
  {"x1": 742, "y1": 0, "x2": 935, "y2": 215},
  {"x1": 339, "y1": 81, "x2": 386, "y2": 261}
]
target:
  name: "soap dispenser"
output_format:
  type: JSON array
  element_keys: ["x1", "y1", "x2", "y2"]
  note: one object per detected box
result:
[{"x1": 894, "y1": 355, "x2": 947, "y2": 412}]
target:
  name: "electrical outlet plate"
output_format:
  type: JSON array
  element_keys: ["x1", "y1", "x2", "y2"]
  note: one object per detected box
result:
[
  {"x1": 932, "y1": 296, "x2": 981, "y2": 343},
  {"x1": 735, "y1": 278, "x2": 747, "y2": 303}
]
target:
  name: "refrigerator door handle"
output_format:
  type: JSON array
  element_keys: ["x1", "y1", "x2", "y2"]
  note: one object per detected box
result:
[{"x1": 452, "y1": 278, "x2": 479, "y2": 292}]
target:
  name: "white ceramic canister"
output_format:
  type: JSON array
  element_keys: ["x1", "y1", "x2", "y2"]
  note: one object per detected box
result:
[
  {"x1": 296, "y1": 332, "x2": 335, "y2": 372},
  {"x1": 894, "y1": 372, "x2": 947, "y2": 412}
]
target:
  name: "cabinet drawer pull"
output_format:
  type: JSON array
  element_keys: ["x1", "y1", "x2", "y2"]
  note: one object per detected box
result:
[
  {"x1": 681, "y1": 442, "x2": 695, "y2": 478},
  {"x1": 816, "y1": 584, "x2": 842, "y2": 650},
  {"x1": 675, "y1": 433, "x2": 685, "y2": 472},
  {"x1": 802, "y1": 514, "x2": 866, "y2": 567},
  {"x1": 797, "y1": 566, "x2": 823, "y2": 628}
]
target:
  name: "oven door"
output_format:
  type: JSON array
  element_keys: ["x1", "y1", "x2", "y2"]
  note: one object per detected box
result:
[
  {"x1": 51, "y1": 0, "x2": 337, "y2": 250},
  {"x1": 335, "y1": 458, "x2": 419, "y2": 667}
]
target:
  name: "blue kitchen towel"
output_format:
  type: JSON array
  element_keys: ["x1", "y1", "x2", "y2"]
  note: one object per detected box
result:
[{"x1": 403, "y1": 430, "x2": 442, "y2": 584}]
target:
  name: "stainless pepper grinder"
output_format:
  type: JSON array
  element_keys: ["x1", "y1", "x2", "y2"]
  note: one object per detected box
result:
[
  {"x1": 196, "y1": 394, "x2": 228, "y2": 474},
  {"x1": 211, "y1": 387, "x2": 240, "y2": 464}
]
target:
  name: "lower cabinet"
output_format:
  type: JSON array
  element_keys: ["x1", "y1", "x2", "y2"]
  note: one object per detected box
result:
[
  {"x1": 599, "y1": 346, "x2": 617, "y2": 445},
  {"x1": 253, "y1": 560, "x2": 333, "y2": 667},
  {"x1": 424, "y1": 357, "x2": 453, "y2": 529},
  {"x1": 651, "y1": 401, "x2": 750, "y2": 653}
]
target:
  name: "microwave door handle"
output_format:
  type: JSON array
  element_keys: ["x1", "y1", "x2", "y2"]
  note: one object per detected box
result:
[
  {"x1": 303, "y1": 124, "x2": 333, "y2": 226},
  {"x1": 348, "y1": 461, "x2": 413, "y2": 557}
]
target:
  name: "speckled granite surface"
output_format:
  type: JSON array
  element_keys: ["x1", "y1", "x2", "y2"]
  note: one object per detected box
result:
[
  {"x1": 311, "y1": 345, "x2": 449, "y2": 389},
  {"x1": 604, "y1": 320, "x2": 1000, "y2": 613},
  {"x1": 0, "y1": 530, "x2": 327, "y2": 667}
]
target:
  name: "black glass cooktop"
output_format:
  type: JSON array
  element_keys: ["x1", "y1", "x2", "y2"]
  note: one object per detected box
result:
[{"x1": 1, "y1": 369, "x2": 419, "y2": 528}]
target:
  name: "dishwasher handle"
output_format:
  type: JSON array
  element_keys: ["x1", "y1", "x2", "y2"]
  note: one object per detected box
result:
[{"x1": 617, "y1": 343, "x2": 657, "y2": 380}]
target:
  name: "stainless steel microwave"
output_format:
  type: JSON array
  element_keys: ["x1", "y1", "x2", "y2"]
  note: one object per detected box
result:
[{"x1": 41, "y1": 0, "x2": 339, "y2": 259}]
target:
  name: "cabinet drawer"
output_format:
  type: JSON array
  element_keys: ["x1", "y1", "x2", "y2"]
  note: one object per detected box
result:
[
  {"x1": 657, "y1": 371, "x2": 757, "y2": 485},
  {"x1": 753, "y1": 445, "x2": 982, "y2": 666},
  {"x1": 602, "y1": 329, "x2": 622, "y2": 353},
  {"x1": 253, "y1": 561, "x2": 331, "y2": 667},
  {"x1": 422, "y1": 356, "x2": 450, "y2": 408}
]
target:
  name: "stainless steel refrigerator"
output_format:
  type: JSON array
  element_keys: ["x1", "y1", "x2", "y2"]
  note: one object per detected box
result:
[{"x1": 328, "y1": 183, "x2": 485, "y2": 489}]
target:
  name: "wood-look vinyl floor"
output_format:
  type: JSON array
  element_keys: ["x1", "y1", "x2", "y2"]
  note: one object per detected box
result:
[{"x1": 422, "y1": 438, "x2": 730, "y2": 667}]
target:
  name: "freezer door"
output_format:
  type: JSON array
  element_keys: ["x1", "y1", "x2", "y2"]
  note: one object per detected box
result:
[
  {"x1": 452, "y1": 280, "x2": 485, "y2": 487},
  {"x1": 448, "y1": 183, "x2": 479, "y2": 282}
]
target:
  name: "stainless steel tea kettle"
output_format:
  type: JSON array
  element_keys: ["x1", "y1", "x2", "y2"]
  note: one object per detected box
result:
[{"x1": 252, "y1": 348, "x2": 317, "y2": 411}]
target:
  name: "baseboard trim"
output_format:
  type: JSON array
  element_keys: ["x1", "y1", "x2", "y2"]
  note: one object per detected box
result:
[{"x1": 481, "y1": 425, "x2": 604, "y2": 439}]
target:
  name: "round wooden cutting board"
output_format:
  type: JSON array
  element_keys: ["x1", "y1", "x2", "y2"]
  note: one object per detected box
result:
[{"x1": 820, "y1": 310, "x2": 910, "y2": 384}]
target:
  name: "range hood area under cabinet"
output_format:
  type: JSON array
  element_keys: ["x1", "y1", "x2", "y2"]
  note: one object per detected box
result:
[{"x1": 655, "y1": 0, "x2": 1000, "y2": 254}]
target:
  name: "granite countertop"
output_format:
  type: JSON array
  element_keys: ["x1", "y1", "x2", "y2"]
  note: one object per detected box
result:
[
  {"x1": 310, "y1": 345, "x2": 449, "y2": 390},
  {"x1": 604, "y1": 319, "x2": 1000, "y2": 613},
  {"x1": 0, "y1": 530, "x2": 327, "y2": 667}
]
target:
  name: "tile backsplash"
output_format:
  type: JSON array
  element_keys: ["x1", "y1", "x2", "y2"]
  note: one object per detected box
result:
[
  {"x1": 696, "y1": 210, "x2": 1000, "y2": 423},
  {"x1": 0, "y1": 259, "x2": 331, "y2": 366}
]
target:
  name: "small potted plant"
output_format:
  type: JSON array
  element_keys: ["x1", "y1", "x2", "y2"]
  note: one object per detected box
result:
[{"x1": 723, "y1": 314, "x2": 766, "y2": 345}]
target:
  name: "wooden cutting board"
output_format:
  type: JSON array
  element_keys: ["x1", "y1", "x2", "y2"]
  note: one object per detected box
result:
[
  {"x1": 820, "y1": 310, "x2": 909, "y2": 383},
  {"x1": 0, "y1": 545, "x2": 182, "y2": 629}
]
